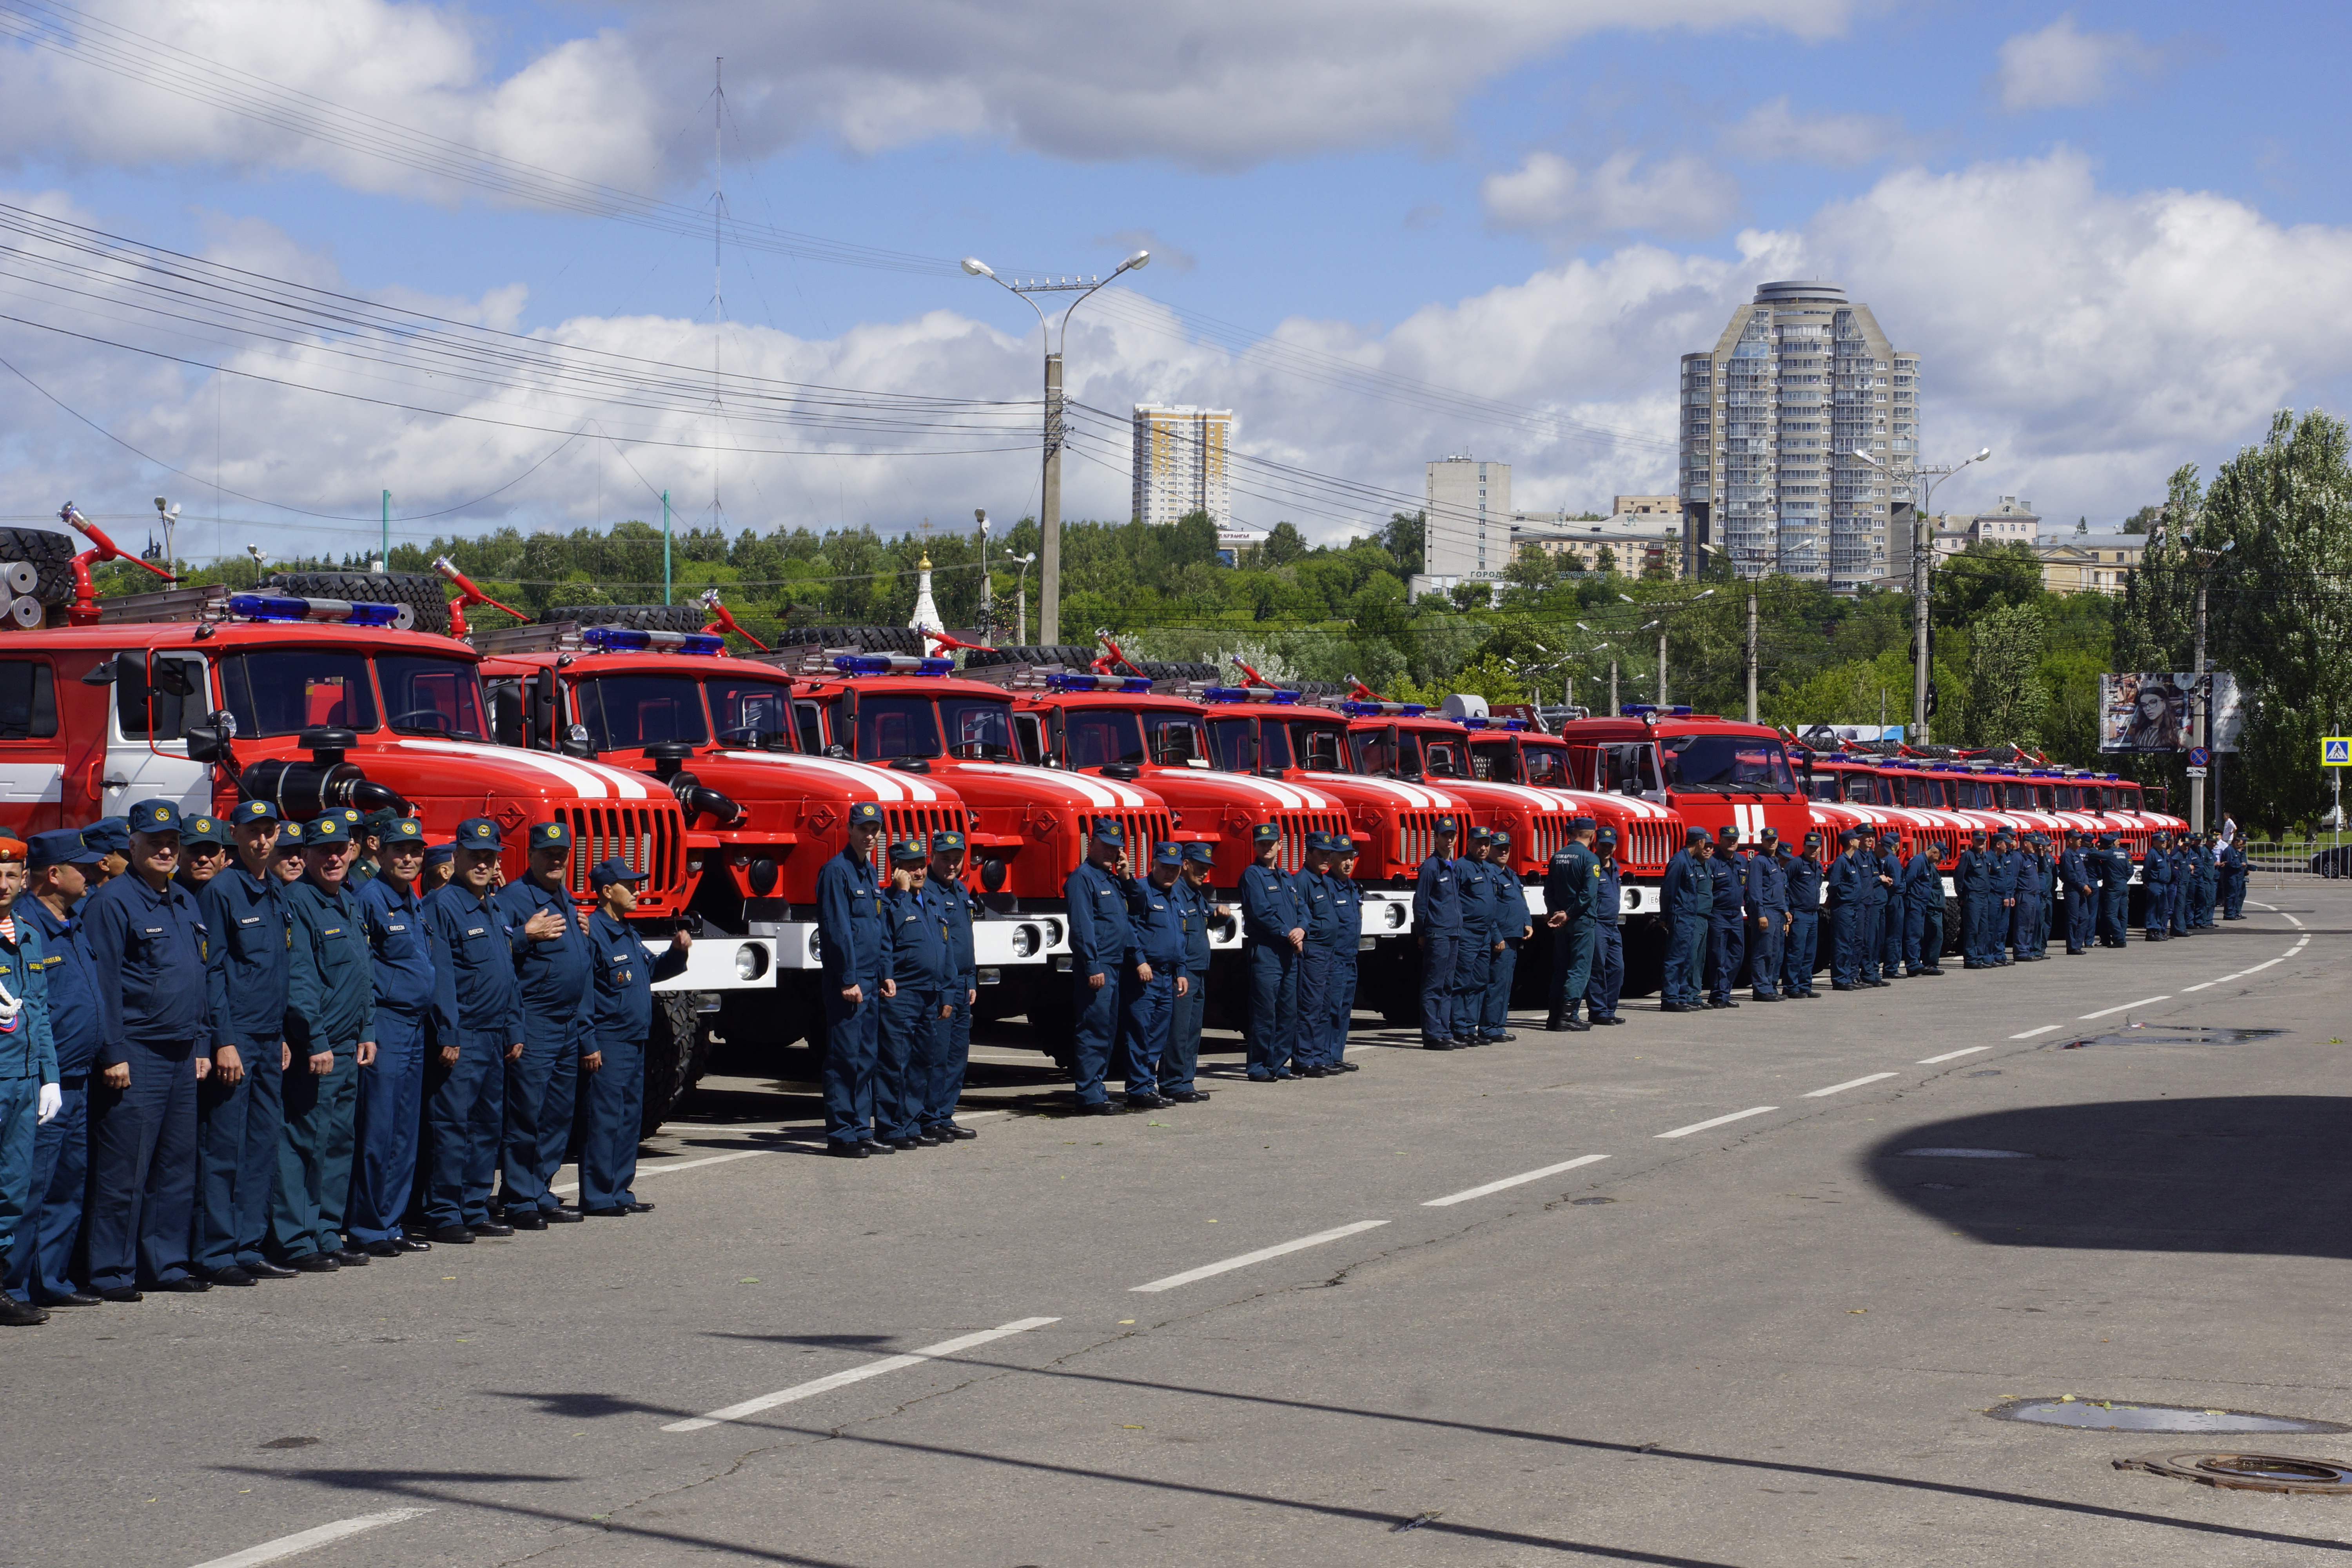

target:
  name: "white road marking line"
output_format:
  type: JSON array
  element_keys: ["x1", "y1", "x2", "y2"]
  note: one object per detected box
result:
[
  {"x1": 2009, "y1": 1026, "x2": 2063, "y2": 1041},
  {"x1": 1925, "y1": 1045, "x2": 1997, "y2": 1061},
  {"x1": 2183, "y1": 982, "x2": 2214, "y2": 991},
  {"x1": 664, "y1": 1317, "x2": 1060, "y2": 1433},
  {"x1": 1130, "y1": 1220, "x2": 1389, "y2": 1293},
  {"x1": 1804, "y1": 1073, "x2": 1898, "y2": 1098},
  {"x1": 1423, "y1": 1154, "x2": 1610, "y2": 1208},
  {"x1": 189, "y1": 1510, "x2": 433, "y2": 1568},
  {"x1": 552, "y1": 1148, "x2": 768, "y2": 1198},
  {"x1": 2242, "y1": 958, "x2": 2284, "y2": 973},
  {"x1": 1656, "y1": 1106, "x2": 1777, "y2": 1140},
  {"x1": 2285, "y1": 912, "x2": 2305, "y2": 928},
  {"x1": 2080, "y1": 996, "x2": 2169, "y2": 1020}
]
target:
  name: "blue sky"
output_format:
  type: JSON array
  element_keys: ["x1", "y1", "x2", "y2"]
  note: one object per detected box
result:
[{"x1": 2, "y1": 0, "x2": 2347, "y2": 561}]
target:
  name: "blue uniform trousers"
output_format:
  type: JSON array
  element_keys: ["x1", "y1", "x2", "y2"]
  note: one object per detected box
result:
[
  {"x1": 1908, "y1": 902, "x2": 1945, "y2": 971},
  {"x1": 822, "y1": 986, "x2": 882, "y2": 1145},
  {"x1": 5, "y1": 1079, "x2": 85, "y2": 1301},
  {"x1": 578, "y1": 1030, "x2": 645, "y2": 1211},
  {"x1": 2144, "y1": 886, "x2": 2168, "y2": 937},
  {"x1": 1550, "y1": 920, "x2": 1595, "y2": 1022},
  {"x1": 1829, "y1": 904, "x2": 1862, "y2": 986},
  {"x1": 1706, "y1": 914, "x2": 1744, "y2": 1002},
  {"x1": 924, "y1": 981, "x2": 974, "y2": 1125},
  {"x1": 2170, "y1": 881, "x2": 2190, "y2": 935},
  {"x1": 1482, "y1": 938, "x2": 1519, "y2": 1038},
  {"x1": 273, "y1": 1044, "x2": 356, "y2": 1259},
  {"x1": 499, "y1": 1025, "x2": 579, "y2": 1215},
  {"x1": 1965, "y1": 896, "x2": 1996, "y2": 963},
  {"x1": 1416, "y1": 931, "x2": 1457, "y2": 1042},
  {"x1": 423, "y1": 1030, "x2": 505, "y2": 1228},
  {"x1": 897, "y1": 985, "x2": 951, "y2": 1134},
  {"x1": 0, "y1": 1076, "x2": 36, "y2": 1281},
  {"x1": 876, "y1": 987, "x2": 933, "y2": 1140},
  {"x1": 193, "y1": 1046, "x2": 283, "y2": 1273},
  {"x1": 86, "y1": 1038, "x2": 201, "y2": 1290},
  {"x1": 347, "y1": 1009, "x2": 426, "y2": 1244},
  {"x1": 1586, "y1": 926, "x2": 1625, "y2": 1019},
  {"x1": 1071, "y1": 973, "x2": 1121, "y2": 1104},
  {"x1": 1297, "y1": 944, "x2": 1339, "y2": 1067},
  {"x1": 1858, "y1": 901, "x2": 1885, "y2": 977},
  {"x1": 1880, "y1": 899, "x2": 1905, "y2": 977},
  {"x1": 1118, "y1": 971, "x2": 1172, "y2": 1096},
  {"x1": 1451, "y1": 936, "x2": 1490, "y2": 1038},
  {"x1": 2065, "y1": 889, "x2": 2093, "y2": 953},
  {"x1": 1782, "y1": 911, "x2": 1818, "y2": 995},
  {"x1": 1749, "y1": 918, "x2": 1783, "y2": 998},
  {"x1": 1165, "y1": 969, "x2": 1207, "y2": 1093},
  {"x1": 1330, "y1": 954, "x2": 1358, "y2": 1061},
  {"x1": 2224, "y1": 874, "x2": 2246, "y2": 919},
  {"x1": 1247, "y1": 941, "x2": 1300, "y2": 1076},
  {"x1": 2014, "y1": 895, "x2": 2043, "y2": 958},
  {"x1": 1663, "y1": 916, "x2": 1705, "y2": 1005},
  {"x1": 2097, "y1": 885, "x2": 2124, "y2": 944}
]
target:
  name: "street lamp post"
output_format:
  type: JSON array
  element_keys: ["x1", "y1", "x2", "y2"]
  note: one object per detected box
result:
[
  {"x1": 975, "y1": 508, "x2": 991, "y2": 633},
  {"x1": 963, "y1": 250, "x2": 1150, "y2": 648},
  {"x1": 1011, "y1": 551, "x2": 1037, "y2": 646},
  {"x1": 1648, "y1": 590, "x2": 1712, "y2": 707},
  {"x1": 1856, "y1": 446, "x2": 1989, "y2": 743},
  {"x1": 2180, "y1": 531, "x2": 2236, "y2": 834}
]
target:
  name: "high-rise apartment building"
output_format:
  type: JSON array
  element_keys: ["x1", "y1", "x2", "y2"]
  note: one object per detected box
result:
[
  {"x1": 1677, "y1": 281, "x2": 1922, "y2": 588},
  {"x1": 1423, "y1": 455, "x2": 1511, "y2": 579},
  {"x1": 1131, "y1": 405, "x2": 1232, "y2": 528}
]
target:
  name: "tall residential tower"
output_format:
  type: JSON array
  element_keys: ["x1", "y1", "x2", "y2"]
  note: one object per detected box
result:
[
  {"x1": 1677, "y1": 281, "x2": 1922, "y2": 588},
  {"x1": 1131, "y1": 405, "x2": 1232, "y2": 528}
]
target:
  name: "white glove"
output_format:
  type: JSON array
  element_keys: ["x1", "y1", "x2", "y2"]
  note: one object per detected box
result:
[{"x1": 36, "y1": 1083, "x2": 61, "y2": 1124}]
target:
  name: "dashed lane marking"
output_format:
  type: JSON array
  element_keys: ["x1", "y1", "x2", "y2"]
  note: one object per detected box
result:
[
  {"x1": 552, "y1": 1148, "x2": 768, "y2": 1198},
  {"x1": 1804, "y1": 1073, "x2": 1898, "y2": 1098},
  {"x1": 663, "y1": 1318, "x2": 1061, "y2": 1433},
  {"x1": 188, "y1": 1510, "x2": 433, "y2": 1568},
  {"x1": 1656, "y1": 1106, "x2": 1777, "y2": 1140},
  {"x1": 1423, "y1": 1154, "x2": 1609, "y2": 1207},
  {"x1": 1130, "y1": 1221, "x2": 1390, "y2": 1293},
  {"x1": 2242, "y1": 958, "x2": 2284, "y2": 973},
  {"x1": 1925, "y1": 1046, "x2": 1996, "y2": 1061},
  {"x1": 2080, "y1": 995, "x2": 2170, "y2": 1020},
  {"x1": 2184, "y1": 982, "x2": 2214, "y2": 991}
]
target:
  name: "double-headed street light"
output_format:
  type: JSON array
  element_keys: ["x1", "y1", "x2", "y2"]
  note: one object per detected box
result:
[
  {"x1": 963, "y1": 248, "x2": 1150, "y2": 647},
  {"x1": 1856, "y1": 445, "x2": 1990, "y2": 742}
]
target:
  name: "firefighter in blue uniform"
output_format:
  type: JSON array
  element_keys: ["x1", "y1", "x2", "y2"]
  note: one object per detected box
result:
[
  {"x1": 2141, "y1": 831, "x2": 2172, "y2": 940},
  {"x1": 1067, "y1": 820, "x2": 1136, "y2": 1111},
  {"x1": 2093, "y1": 832, "x2": 2125, "y2": 947},
  {"x1": 1326, "y1": 838, "x2": 1364, "y2": 1066},
  {"x1": 1857, "y1": 830, "x2": 1894, "y2": 985},
  {"x1": 2038, "y1": 833, "x2": 2062, "y2": 950},
  {"x1": 1705, "y1": 826, "x2": 1746, "y2": 1008},
  {"x1": 2220, "y1": 833, "x2": 2249, "y2": 919},
  {"x1": 273, "y1": 812, "x2": 375, "y2": 1270},
  {"x1": 2060, "y1": 830, "x2": 2096, "y2": 954},
  {"x1": 83, "y1": 800, "x2": 211, "y2": 1299},
  {"x1": 1480, "y1": 829, "x2": 1530, "y2": 1043},
  {"x1": 0, "y1": 835, "x2": 56, "y2": 1326},
  {"x1": 421, "y1": 818, "x2": 526, "y2": 1235},
  {"x1": 497, "y1": 820, "x2": 591, "y2": 1225},
  {"x1": 922, "y1": 831, "x2": 981, "y2": 1139},
  {"x1": 1954, "y1": 829, "x2": 1990, "y2": 965},
  {"x1": 1660, "y1": 827, "x2": 1711, "y2": 1013},
  {"x1": 2011, "y1": 833, "x2": 2047, "y2": 962},
  {"x1": 1293, "y1": 833, "x2": 1348, "y2": 1073},
  {"x1": 7, "y1": 832, "x2": 102, "y2": 1310},
  {"x1": 1744, "y1": 826, "x2": 1788, "y2": 1001},
  {"x1": 817, "y1": 801, "x2": 890, "y2": 1156},
  {"x1": 879, "y1": 838, "x2": 950, "y2": 1145},
  {"x1": 1827, "y1": 828, "x2": 1873, "y2": 990},
  {"x1": 1779, "y1": 832, "x2": 1824, "y2": 998},
  {"x1": 2171, "y1": 834, "x2": 2196, "y2": 937},
  {"x1": 1584, "y1": 826, "x2": 1627, "y2": 1023},
  {"x1": 1412, "y1": 818, "x2": 1463, "y2": 1048},
  {"x1": 1903, "y1": 835, "x2": 1945, "y2": 975},
  {"x1": 578, "y1": 858, "x2": 691, "y2": 1212},
  {"x1": 193, "y1": 800, "x2": 291, "y2": 1286},
  {"x1": 1241, "y1": 823, "x2": 1307, "y2": 1076},
  {"x1": 1543, "y1": 818, "x2": 1597, "y2": 1031},
  {"x1": 1166, "y1": 843, "x2": 1223, "y2": 1100},
  {"x1": 2189, "y1": 834, "x2": 2213, "y2": 932},
  {"x1": 1986, "y1": 829, "x2": 2020, "y2": 965},
  {"x1": 1118, "y1": 841, "x2": 1186, "y2": 1103},
  {"x1": 1452, "y1": 827, "x2": 1495, "y2": 1044},
  {"x1": 349, "y1": 817, "x2": 433, "y2": 1256}
]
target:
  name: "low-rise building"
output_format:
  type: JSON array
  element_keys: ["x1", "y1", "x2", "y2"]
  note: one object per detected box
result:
[
  {"x1": 2033, "y1": 532, "x2": 2144, "y2": 596},
  {"x1": 1511, "y1": 510, "x2": 1684, "y2": 577}
]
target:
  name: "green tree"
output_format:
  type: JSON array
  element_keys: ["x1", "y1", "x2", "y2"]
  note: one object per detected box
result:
[
  {"x1": 1932, "y1": 541, "x2": 2043, "y2": 622},
  {"x1": 2121, "y1": 505, "x2": 2160, "y2": 534},
  {"x1": 1967, "y1": 601, "x2": 2049, "y2": 750},
  {"x1": 1262, "y1": 521, "x2": 1308, "y2": 566},
  {"x1": 1377, "y1": 511, "x2": 1424, "y2": 574}
]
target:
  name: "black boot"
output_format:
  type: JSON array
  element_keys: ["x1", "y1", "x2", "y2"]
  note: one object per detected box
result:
[{"x1": 1544, "y1": 1012, "x2": 1566, "y2": 1032}]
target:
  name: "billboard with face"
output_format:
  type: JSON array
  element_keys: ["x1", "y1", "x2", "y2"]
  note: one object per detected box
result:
[{"x1": 2098, "y1": 671, "x2": 2242, "y2": 753}]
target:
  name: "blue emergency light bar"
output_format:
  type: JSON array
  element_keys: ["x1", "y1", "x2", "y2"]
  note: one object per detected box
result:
[
  {"x1": 582, "y1": 626, "x2": 724, "y2": 655},
  {"x1": 1201, "y1": 685, "x2": 1301, "y2": 705},
  {"x1": 831, "y1": 654, "x2": 952, "y2": 676},
  {"x1": 1451, "y1": 716, "x2": 1533, "y2": 732},
  {"x1": 229, "y1": 593, "x2": 404, "y2": 627},
  {"x1": 1620, "y1": 704, "x2": 1694, "y2": 718},
  {"x1": 1044, "y1": 672, "x2": 1152, "y2": 694},
  {"x1": 1339, "y1": 700, "x2": 1427, "y2": 718}
]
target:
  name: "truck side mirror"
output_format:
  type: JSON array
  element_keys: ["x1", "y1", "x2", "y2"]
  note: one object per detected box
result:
[
  {"x1": 561, "y1": 722, "x2": 595, "y2": 758},
  {"x1": 152, "y1": 661, "x2": 195, "y2": 698},
  {"x1": 185, "y1": 725, "x2": 225, "y2": 763}
]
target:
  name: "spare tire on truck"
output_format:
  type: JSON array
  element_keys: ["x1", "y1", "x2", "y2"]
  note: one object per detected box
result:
[
  {"x1": 266, "y1": 571, "x2": 451, "y2": 635},
  {"x1": 0, "y1": 526, "x2": 80, "y2": 607},
  {"x1": 542, "y1": 603, "x2": 706, "y2": 634},
  {"x1": 963, "y1": 643, "x2": 1096, "y2": 670}
]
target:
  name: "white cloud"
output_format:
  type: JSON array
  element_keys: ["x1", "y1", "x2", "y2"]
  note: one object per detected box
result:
[
  {"x1": 1724, "y1": 97, "x2": 1913, "y2": 165},
  {"x1": 1993, "y1": 16, "x2": 2167, "y2": 111},
  {"x1": 1482, "y1": 150, "x2": 1740, "y2": 241}
]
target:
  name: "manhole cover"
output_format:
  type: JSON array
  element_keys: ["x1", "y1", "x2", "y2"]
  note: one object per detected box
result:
[
  {"x1": 2116, "y1": 1451, "x2": 2352, "y2": 1493},
  {"x1": 1897, "y1": 1148, "x2": 2033, "y2": 1159},
  {"x1": 2058, "y1": 1027, "x2": 2287, "y2": 1050},
  {"x1": 1988, "y1": 1398, "x2": 2348, "y2": 1435}
]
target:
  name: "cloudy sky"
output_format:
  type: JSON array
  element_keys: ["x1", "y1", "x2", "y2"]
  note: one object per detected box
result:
[{"x1": 1, "y1": 0, "x2": 2347, "y2": 563}]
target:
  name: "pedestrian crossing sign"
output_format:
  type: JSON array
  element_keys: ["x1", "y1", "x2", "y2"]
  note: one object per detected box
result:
[{"x1": 2327, "y1": 737, "x2": 2352, "y2": 767}]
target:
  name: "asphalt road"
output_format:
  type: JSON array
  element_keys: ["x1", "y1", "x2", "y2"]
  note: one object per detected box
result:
[{"x1": 8, "y1": 888, "x2": 2350, "y2": 1568}]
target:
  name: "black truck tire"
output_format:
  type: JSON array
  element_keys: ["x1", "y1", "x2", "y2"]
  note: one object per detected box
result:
[
  {"x1": 0, "y1": 527, "x2": 77, "y2": 607},
  {"x1": 543, "y1": 603, "x2": 705, "y2": 633},
  {"x1": 266, "y1": 571, "x2": 452, "y2": 635},
  {"x1": 964, "y1": 643, "x2": 1096, "y2": 669},
  {"x1": 639, "y1": 991, "x2": 706, "y2": 1140}
]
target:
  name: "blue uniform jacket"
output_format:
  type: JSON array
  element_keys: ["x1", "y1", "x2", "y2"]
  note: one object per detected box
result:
[
  {"x1": 1711, "y1": 853, "x2": 1746, "y2": 916},
  {"x1": 1067, "y1": 860, "x2": 1136, "y2": 981},
  {"x1": 285, "y1": 879, "x2": 374, "y2": 1050},
  {"x1": 1825, "y1": 850, "x2": 1867, "y2": 907},
  {"x1": 1412, "y1": 853, "x2": 1462, "y2": 933},
  {"x1": 1455, "y1": 855, "x2": 1494, "y2": 939},
  {"x1": 587, "y1": 907, "x2": 652, "y2": 1045},
  {"x1": 1543, "y1": 845, "x2": 1597, "y2": 922},
  {"x1": 21, "y1": 897, "x2": 96, "y2": 1077},
  {"x1": 358, "y1": 875, "x2": 434, "y2": 1018},
  {"x1": 1988, "y1": 849, "x2": 2020, "y2": 899},
  {"x1": 1744, "y1": 849, "x2": 1788, "y2": 916},
  {"x1": 1591, "y1": 857, "x2": 1622, "y2": 927},
  {"x1": 1956, "y1": 848, "x2": 1991, "y2": 895},
  {"x1": 1125, "y1": 875, "x2": 1189, "y2": 971},
  {"x1": 0, "y1": 916, "x2": 55, "y2": 1083},
  {"x1": 2059, "y1": 846, "x2": 2092, "y2": 895},
  {"x1": 1488, "y1": 863, "x2": 1527, "y2": 941},
  {"x1": 1662, "y1": 849, "x2": 1710, "y2": 920},
  {"x1": 423, "y1": 884, "x2": 525, "y2": 1044},
  {"x1": 884, "y1": 885, "x2": 950, "y2": 989},
  {"x1": 84, "y1": 869, "x2": 211, "y2": 1064},
  {"x1": 815, "y1": 849, "x2": 888, "y2": 987},
  {"x1": 1174, "y1": 879, "x2": 1214, "y2": 972},
  {"x1": 2141, "y1": 848, "x2": 2169, "y2": 889},
  {"x1": 1294, "y1": 869, "x2": 1347, "y2": 951},
  {"x1": 498, "y1": 877, "x2": 593, "y2": 1044},
  {"x1": 1779, "y1": 850, "x2": 1822, "y2": 914},
  {"x1": 934, "y1": 877, "x2": 977, "y2": 981},
  {"x1": 201, "y1": 866, "x2": 289, "y2": 1051},
  {"x1": 1904, "y1": 850, "x2": 1942, "y2": 909},
  {"x1": 1857, "y1": 849, "x2": 1890, "y2": 909},
  {"x1": 1330, "y1": 872, "x2": 1363, "y2": 947},
  {"x1": 1240, "y1": 860, "x2": 1306, "y2": 945}
]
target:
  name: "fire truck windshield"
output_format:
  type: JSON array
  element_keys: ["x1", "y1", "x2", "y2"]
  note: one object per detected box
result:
[
  {"x1": 855, "y1": 693, "x2": 1015, "y2": 760},
  {"x1": 220, "y1": 650, "x2": 377, "y2": 737},
  {"x1": 1283, "y1": 720, "x2": 1345, "y2": 772},
  {"x1": 1420, "y1": 736, "x2": 1467, "y2": 779},
  {"x1": 1661, "y1": 734, "x2": 1797, "y2": 794},
  {"x1": 1142, "y1": 710, "x2": 1209, "y2": 767},
  {"x1": 1062, "y1": 708, "x2": 1145, "y2": 767},
  {"x1": 377, "y1": 654, "x2": 486, "y2": 740},
  {"x1": 575, "y1": 675, "x2": 710, "y2": 751},
  {"x1": 708, "y1": 675, "x2": 795, "y2": 746},
  {"x1": 941, "y1": 696, "x2": 1016, "y2": 759},
  {"x1": 1522, "y1": 746, "x2": 1567, "y2": 787}
]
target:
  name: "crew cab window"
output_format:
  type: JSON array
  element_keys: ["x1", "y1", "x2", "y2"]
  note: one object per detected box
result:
[
  {"x1": 1523, "y1": 747, "x2": 1567, "y2": 787},
  {"x1": 1805, "y1": 775, "x2": 1838, "y2": 802},
  {"x1": 1951, "y1": 780, "x2": 1993, "y2": 809},
  {"x1": 1208, "y1": 717, "x2": 1258, "y2": 771},
  {"x1": 1661, "y1": 735, "x2": 1798, "y2": 794},
  {"x1": 1284, "y1": 721, "x2": 1342, "y2": 772},
  {"x1": 0, "y1": 659, "x2": 56, "y2": 739},
  {"x1": 1062, "y1": 709, "x2": 1146, "y2": 768},
  {"x1": 709, "y1": 678, "x2": 795, "y2": 747},
  {"x1": 1598, "y1": 742, "x2": 1661, "y2": 795},
  {"x1": 856, "y1": 695, "x2": 942, "y2": 760},
  {"x1": 1352, "y1": 730, "x2": 1418, "y2": 777},
  {"x1": 793, "y1": 700, "x2": 828, "y2": 755},
  {"x1": 378, "y1": 655, "x2": 486, "y2": 740},
  {"x1": 1141, "y1": 710, "x2": 1209, "y2": 767},
  {"x1": 2083, "y1": 785, "x2": 2111, "y2": 810},
  {"x1": 1013, "y1": 712, "x2": 1047, "y2": 766},
  {"x1": 2035, "y1": 787, "x2": 2056, "y2": 811},
  {"x1": 2000, "y1": 782, "x2": 2030, "y2": 810},
  {"x1": 220, "y1": 651, "x2": 375, "y2": 738},
  {"x1": 940, "y1": 697, "x2": 1015, "y2": 760},
  {"x1": 573, "y1": 675, "x2": 709, "y2": 752},
  {"x1": 1899, "y1": 776, "x2": 1945, "y2": 808}
]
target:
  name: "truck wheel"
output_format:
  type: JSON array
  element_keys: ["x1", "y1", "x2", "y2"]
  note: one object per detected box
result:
[
  {"x1": 0, "y1": 527, "x2": 76, "y2": 606},
  {"x1": 544, "y1": 603, "x2": 705, "y2": 633},
  {"x1": 639, "y1": 992, "x2": 706, "y2": 1139},
  {"x1": 266, "y1": 571, "x2": 452, "y2": 635}
]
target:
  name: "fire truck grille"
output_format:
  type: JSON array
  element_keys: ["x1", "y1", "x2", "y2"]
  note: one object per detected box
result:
[
  {"x1": 563, "y1": 803, "x2": 683, "y2": 903},
  {"x1": 1272, "y1": 808, "x2": 1352, "y2": 875},
  {"x1": 1623, "y1": 818, "x2": 1675, "y2": 877},
  {"x1": 866, "y1": 803, "x2": 975, "y2": 877},
  {"x1": 1396, "y1": 809, "x2": 1444, "y2": 873},
  {"x1": 1075, "y1": 808, "x2": 1175, "y2": 867}
]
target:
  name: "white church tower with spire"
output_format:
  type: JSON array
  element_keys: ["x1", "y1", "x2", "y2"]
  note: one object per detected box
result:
[{"x1": 907, "y1": 548, "x2": 940, "y2": 637}]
